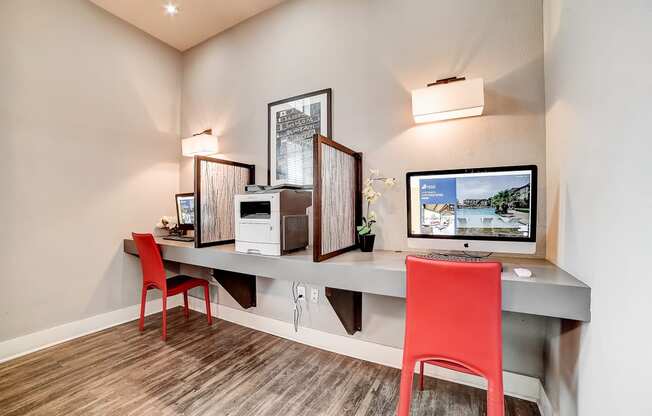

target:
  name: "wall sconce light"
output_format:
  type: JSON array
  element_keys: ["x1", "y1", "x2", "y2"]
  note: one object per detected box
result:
[
  {"x1": 411, "y1": 77, "x2": 484, "y2": 123},
  {"x1": 181, "y1": 129, "x2": 219, "y2": 157}
]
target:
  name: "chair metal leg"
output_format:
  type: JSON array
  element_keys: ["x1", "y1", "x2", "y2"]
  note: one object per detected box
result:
[
  {"x1": 139, "y1": 286, "x2": 147, "y2": 332},
  {"x1": 204, "y1": 285, "x2": 212, "y2": 325},
  {"x1": 183, "y1": 291, "x2": 189, "y2": 319}
]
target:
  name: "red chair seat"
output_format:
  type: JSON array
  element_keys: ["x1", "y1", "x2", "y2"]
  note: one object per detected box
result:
[{"x1": 166, "y1": 275, "x2": 209, "y2": 296}]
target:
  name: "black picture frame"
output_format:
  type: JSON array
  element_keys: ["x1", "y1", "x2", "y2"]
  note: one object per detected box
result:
[{"x1": 267, "y1": 88, "x2": 332, "y2": 187}]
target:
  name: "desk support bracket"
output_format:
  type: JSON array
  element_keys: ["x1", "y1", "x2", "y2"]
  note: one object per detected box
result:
[
  {"x1": 325, "y1": 287, "x2": 362, "y2": 335},
  {"x1": 212, "y1": 269, "x2": 257, "y2": 309}
]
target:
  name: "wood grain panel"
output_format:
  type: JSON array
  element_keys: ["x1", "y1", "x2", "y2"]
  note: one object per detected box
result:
[
  {"x1": 195, "y1": 156, "x2": 254, "y2": 248},
  {"x1": 312, "y1": 135, "x2": 362, "y2": 262},
  {"x1": 0, "y1": 308, "x2": 540, "y2": 416},
  {"x1": 320, "y1": 143, "x2": 356, "y2": 254},
  {"x1": 200, "y1": 160, "x2": 232, "y2": 243}
]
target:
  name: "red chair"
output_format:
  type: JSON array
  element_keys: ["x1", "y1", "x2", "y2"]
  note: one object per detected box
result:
[
  {"x1": 397, "y1": 256, "x2": 504, "y2": 416},
  {"x1": 132, "y1": 233, "x2": 212, "y2": 341}
]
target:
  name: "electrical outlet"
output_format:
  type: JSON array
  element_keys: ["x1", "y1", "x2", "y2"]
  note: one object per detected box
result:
[
  {"x1": 310, "y1": 288, "x2": 319, "y2": 303},
  {"x1": 296, "y1": 285, "x2": 306, "y2": 300}
]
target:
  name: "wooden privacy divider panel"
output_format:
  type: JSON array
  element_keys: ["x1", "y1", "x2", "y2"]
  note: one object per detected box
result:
[
  {"x1": 194, "y1": 156, "x2": 255, "y2": 248},
  {"x1": 200, "y1": 162, "x2": 233, "y2": 242},
  {"x1": 321, "y1": 145, "x2": 356, "y2": 253},
  {"x1": 313, "y1": 135, "x2": 362, "y2": 262}
]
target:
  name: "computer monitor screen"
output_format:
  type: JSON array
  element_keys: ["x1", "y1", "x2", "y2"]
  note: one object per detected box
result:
[
  {"x1": 175, "y1": 193, "x2": 195, "y2": 230},
  {"x1": 406, "y1": 165, "x2": 537, "y2": 254}
]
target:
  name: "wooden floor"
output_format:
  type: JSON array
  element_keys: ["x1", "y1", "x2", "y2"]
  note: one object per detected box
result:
[{"x1": 0, "y1": 308, "x2": 540, "y2": 416}]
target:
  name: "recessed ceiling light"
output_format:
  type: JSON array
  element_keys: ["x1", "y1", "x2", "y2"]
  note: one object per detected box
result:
[{"x1": 163, "y1": 3, "x2": 179, "y2": 16}]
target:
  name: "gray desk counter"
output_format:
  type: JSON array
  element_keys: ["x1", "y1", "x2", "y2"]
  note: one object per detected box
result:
[{"x1": 123, "y1": 238, "x2": 591, "y2": 322}]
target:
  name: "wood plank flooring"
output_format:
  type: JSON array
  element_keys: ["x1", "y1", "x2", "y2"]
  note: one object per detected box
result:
[{"x1": 0, "y1": 308, "x2": 540, "y2": 416}]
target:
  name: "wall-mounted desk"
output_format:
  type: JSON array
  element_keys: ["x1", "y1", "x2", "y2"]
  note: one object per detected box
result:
[{"x1": 123, "y1": 238, "x2": 591, "y2": 334}]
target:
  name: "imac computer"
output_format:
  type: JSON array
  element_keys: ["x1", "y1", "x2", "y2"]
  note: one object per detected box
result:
[
  {"x1": 406, "y1": 165, "x2": 537, "y2": 254},
  {"x1": 163, "y1": 193, "x2": 195, "y2": 242},
  {"x1": 175, "y1": 193, "x2": 195, "y2": 231}
]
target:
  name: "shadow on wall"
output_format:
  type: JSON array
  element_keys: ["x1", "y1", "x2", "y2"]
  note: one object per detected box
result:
[
  {"x1": 372, "y1": 53, "x2": 546, "y2": 252},
  {"x1": 96, "y1": 244, "x2": 182, "y2": 319},
  {"x1": 546, "y1": 181, "x2": 584, "y2": 269},
  {"x1": 543, "y1": 3, "x2": 581, "y2": 416},
  {"x1": 0, "y1": 0, "x2": 182, "y2": 338},
  {"x1": 484, "y1": 55, "x2": 545, "y2": 117},
  {"x1": 544, "y1": 318, "x2": 581, "y2": 416}
]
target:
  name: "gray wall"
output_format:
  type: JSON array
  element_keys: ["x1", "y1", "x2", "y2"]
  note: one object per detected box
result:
[
  {"x1": 0, "y1": 0, "x2": 181, "y2": 341},
  {"x1": 543, "y1": 1, "x2": 652, "y2": 415},
  {"x1": 180, "y1": 0, "x2": 548, "y2": 378}
]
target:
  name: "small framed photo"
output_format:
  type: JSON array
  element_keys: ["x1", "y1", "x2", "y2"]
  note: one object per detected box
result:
[{"x1": 268, "y1": 88, "x2": 332, "y2": 187}]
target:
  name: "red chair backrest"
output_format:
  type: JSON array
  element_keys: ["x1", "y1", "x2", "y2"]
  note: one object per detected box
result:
[
  {"x1": 404, "y1": 256, "x2": 502, "y2": 378},
  {"x1": 132, "y1": 233, "x2": 167, "y2": 289}
]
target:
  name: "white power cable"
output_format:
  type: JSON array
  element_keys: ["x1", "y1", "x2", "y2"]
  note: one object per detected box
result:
[{"x1": 291, "y1": 281, "x2": 303, "y2": 332}]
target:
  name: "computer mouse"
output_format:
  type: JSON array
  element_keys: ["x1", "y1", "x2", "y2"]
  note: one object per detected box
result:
[{"x1": 514, "y1": 268, "x2": 533, "y2": 278}]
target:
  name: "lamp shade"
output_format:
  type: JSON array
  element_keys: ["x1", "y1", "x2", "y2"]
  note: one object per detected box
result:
[
  {"x1": 182, "y1": 132, "x2": 218, "y2": 157},
  {"x1": 411, "y1": 78, "x2": 484, "y2": 123}
]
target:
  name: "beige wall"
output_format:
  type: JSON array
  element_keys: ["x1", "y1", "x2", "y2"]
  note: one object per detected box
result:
[
  {"x1": 0, "y1": 0, "x2": 181, "y2": 341},
  {"x1": 181, "y1": 0, "x2": 547, "y2": 256},
  {"x1": 180, "y1": 0, "x2": 548, "y2": 377},
  {"x1": 543, "y1": 1, "x2": 652, "y2": 415}
]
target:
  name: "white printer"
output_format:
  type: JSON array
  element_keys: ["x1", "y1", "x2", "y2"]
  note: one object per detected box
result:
[{"x1": 235, "y1": 189, "x2": 312, "y2": 256}]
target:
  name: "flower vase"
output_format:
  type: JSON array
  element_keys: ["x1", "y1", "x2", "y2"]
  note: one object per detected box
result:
[{"x1": 359, "y1": 234, "x2": 376, "y2": 252}]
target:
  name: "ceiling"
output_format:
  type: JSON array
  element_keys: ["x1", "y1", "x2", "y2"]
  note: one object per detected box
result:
[{"x1": 90, "y1": 0, "x2": 287, "y2": 51}]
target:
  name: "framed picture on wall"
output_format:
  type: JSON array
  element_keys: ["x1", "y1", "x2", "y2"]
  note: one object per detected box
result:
[{"x1": 268, "y1": 88, "x2": 332, "y2": 187}]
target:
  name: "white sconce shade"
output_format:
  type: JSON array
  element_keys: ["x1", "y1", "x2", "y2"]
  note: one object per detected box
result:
[
  {"x1": 182, "y1": 129, "x2": 218, "y2": 157},
  {"x1": 411, "y1": 78, "x2": 484, "y2": 123}
]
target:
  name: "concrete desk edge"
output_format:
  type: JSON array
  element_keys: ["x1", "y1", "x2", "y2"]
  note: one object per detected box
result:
[{"x1": 123, "y1": 238, "x2": 591, "y2": 322}]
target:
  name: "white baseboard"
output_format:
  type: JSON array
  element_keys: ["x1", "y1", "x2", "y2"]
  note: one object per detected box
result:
[
  {"x1": 0, "y1": 296, "x2": 182, "y2": 364},
  {"x1": 537, "y1": 381, "x2": 554, "y2": 416},
  {"x1": 186, "y1": 298, "x2": 544, "y2": 404}
]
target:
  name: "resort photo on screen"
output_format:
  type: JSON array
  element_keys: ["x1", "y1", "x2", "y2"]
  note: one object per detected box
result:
[{"x1": 409, "y1": 170, "x2": 533, "y2": 239}]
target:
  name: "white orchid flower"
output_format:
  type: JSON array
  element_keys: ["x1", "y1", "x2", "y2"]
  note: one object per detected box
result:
[
  {"x1": 384, "y1": 177, "x2": 397, "y2": 187},
  {"x1": 359, "y1": 170, "x2": 396, "y2": 238},
  {"x1": 363, "y1": 185, "x2": 377, "y2": 200}
]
